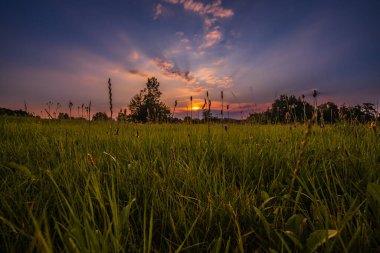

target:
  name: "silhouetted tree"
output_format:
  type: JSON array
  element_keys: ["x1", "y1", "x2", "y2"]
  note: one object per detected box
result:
[
  {"x1": 117, "y1": 108, "x2": 128, "y2": 122},
  {"x1": 184, "y1": 116, "x2": 192, "y2": 123},
  {"x1": 271, "y1": 94, "x2": 313, "y2": 123},
  {"x1": 318, "y1": 102, "x2": 338, "y2": 123},
  {"x1": 361, "y1": 103, "x2": 376, "y2": 122},
  {"x1": 58, "y1": 112, "x2": 70, "y2": 120},
  {"x1": 129, "y1": 90, "x2": 147, "y2": 122},
  {"x1": 92, "y1": 112, "x2": 109, "y2": 121},
  {"x1": 129, "y1": 77, "x2": 170, "y2": 122},
  {"x1": 349, "y1": 104, "x2": 363, "y2": 122},
  {"x1": 342, "y1": 103, "x2": 377, "y2": 123},
  {"x1": 0, "y1": 108, "x2": 31, "y2": 117}
]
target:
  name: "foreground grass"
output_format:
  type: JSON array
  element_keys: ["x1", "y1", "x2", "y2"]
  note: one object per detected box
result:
[{"x1": 0, "y1": 116, "x2": 379, "y2": 252}]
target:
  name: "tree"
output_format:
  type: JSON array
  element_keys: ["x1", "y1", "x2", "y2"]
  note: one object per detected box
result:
[
  {"x1": 202, "y1": 110, "x2": 213, "y2": 122},
  {"x1": 92, "y1": 112, "x2": 109, "y2": 121},
  {"x1": 129, "y1": 90, "x2": 148, "y2": 122},
  {"x1": 271, "y1": 94, "x2": 313, "y2": 123},
  {"x1": 184, "y1": 116, "x2": 192, "y2": 123},
  {"x1": 117, "y1": 108, "x2": 128, "y2": 122},
  {"x1": 318, "y1": 102, "x2": 338, "y2": 123},
  {"x1": 0, "y1": 108, "x2": 31, "y2": 117},
  {"x1": 361, "y1": 103, "x2": 376, "y2": 122},
  {"x1": 345, "y1": 104, "x2": 364, "y2": 123},
  {"x1": 58, "y1": 112, "x2": 70, "y2": 120},
  {"x1": 129, "y1": 77, "x2": 170, "y2": 122}
]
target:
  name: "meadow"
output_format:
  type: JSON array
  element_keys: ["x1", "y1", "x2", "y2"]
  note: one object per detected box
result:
[{"x1": 0, "y1": 116, "x2": 379, "y2": 252}]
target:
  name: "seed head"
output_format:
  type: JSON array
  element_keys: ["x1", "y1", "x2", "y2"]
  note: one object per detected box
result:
[
  {"x1": 87, "y1": 153, "x2": 96, "y2": 167},
  {"x1": 370, "y1": 121, "x2": 377, "y2": 134}
]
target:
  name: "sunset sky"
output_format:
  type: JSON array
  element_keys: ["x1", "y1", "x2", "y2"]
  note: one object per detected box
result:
[{"x1": 1, "y1": 0, "x2": 379, "y2": 118}]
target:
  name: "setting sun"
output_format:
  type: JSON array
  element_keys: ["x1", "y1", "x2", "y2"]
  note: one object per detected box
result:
[{"x1": 192, "y1": 105, "x2": 200, "y2": 110}]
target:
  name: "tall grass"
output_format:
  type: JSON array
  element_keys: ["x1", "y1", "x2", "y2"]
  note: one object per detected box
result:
[{"x1": 0, "y1": 116, "x2": 379, "y2": 252}]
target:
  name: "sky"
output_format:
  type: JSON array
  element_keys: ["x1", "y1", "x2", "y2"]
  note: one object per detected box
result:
[{"x1": 1, "y1": 0, "x2": 379, "y2": 119}]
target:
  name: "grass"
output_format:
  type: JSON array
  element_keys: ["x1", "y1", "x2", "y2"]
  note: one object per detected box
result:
[{"x1": 0, "y1": 116, "x2": 379, "y2": 252}]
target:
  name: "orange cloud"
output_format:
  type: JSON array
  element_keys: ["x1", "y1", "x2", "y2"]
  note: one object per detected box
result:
[
  {"x1": 129, "y1": 50, "x2": 140, "y2": 61},
  {"x1": 165, "y1": 0, "x2": 233, "y2": 19},
  {"x1": 200, "y1": 27, "x2": 223, "y2": 48},
  {"x1": 152, "y1": 57, "x2": 194, "y2": 82},
  {"x1": 204, "y1": 17, "x2": 217, "y2": 30},
  {"x1": 193, "y1": 67, "x2": 232, "y2": 88}
]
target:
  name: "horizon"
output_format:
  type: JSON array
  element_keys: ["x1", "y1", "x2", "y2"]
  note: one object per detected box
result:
[{"x1": 1, "y1": 0, "x2": 379, "y2": 119}]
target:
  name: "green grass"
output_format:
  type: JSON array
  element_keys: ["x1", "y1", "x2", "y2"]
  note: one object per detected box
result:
[{"x1": 0, "y1": 116, "x2": 379, "y2": 252}]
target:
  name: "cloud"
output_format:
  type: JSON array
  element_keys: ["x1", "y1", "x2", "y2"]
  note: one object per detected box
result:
[
  {"x1": 153, "y1": 3, "x2": 163, "y2": 20},
  {"x1": 226, "y1": 102, "x2": 272, "y2": 113},
  {"x1": 164, "y1": 0, "x2": 179, "y2": 3},
  {"x1": 165, "y1": 0, "x2": 233, "y2": 19},
  {"x1": 174, "y1": 31, "x2": 192, "y2": 49},
  {"x1": 129, "y1": 50, "x2": 140, "y2": 61},
  {"x1": 0, "y1": 44, "x2": 170, "y2": 115},
  {"x1": 204, "y1": 17, "x2": 217, "y2": 30},
  {"x1": 151, "y1": 0, "x2": 234, "y2": 92},
  {"x1": 128, "y1": 69, "x2": 147, "y2": 78},
  {"x1": 193, "y1": 67, "x2": 232, "y2": 88},
  {"x1": 153, "y1": 57, "x2": 194, "y2": 82},
  {"x1": 200, "y1": 27, "x2": 223, "y2": 48},
  {"x1": 163, "y1": 0, "x2": 233, "y2": 49},
  {"x1": 213, "y1": 58, "x2": 225, "y2": 65},
  {"x1": 151, "y1": 57, "x2": 233, "y2": 92}
]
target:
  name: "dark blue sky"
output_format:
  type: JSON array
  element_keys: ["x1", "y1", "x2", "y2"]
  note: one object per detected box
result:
[{"x1": 1, "y1": 0, "x2": 379, "y2": 117}]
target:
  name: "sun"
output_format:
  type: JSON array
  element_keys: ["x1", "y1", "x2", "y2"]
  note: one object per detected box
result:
[{"x1": 192, "y1": 105, "x2": 200, "y2": 110}]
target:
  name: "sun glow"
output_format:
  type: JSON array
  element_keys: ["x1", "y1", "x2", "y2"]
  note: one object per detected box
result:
[{"x1": 192, "y1": 105, "x2": 200, "y2": 110}]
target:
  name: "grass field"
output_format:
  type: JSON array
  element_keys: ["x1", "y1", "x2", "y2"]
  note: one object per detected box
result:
[{"x1": 0, "y1": 116, "x2": 379, "y2": 252}]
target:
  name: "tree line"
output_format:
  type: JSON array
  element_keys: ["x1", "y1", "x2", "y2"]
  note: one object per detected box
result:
[
  {"x1": 1, "y1": 77, "x2": 378, "y2": 124},
  {"x1": 247, "y1": 94, "x2": 378, "y2": 124}
]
